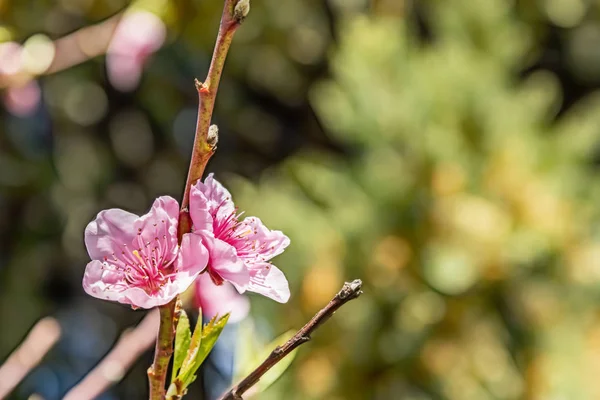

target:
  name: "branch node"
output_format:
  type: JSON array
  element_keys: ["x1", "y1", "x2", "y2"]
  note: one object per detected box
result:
[
  {"x1": 195, "y1": 78, "x2": 209, "y2": 94},
  {"x1": 299, "y1": 336, "x2": 311, "y2": 344},
  {"x1": 233, "y1": 0, "x2": 250, "y2": 24},
  {"x1": 231, "y1": 391, "x2": 243, "y2": 400},
  {"x1": 208, "y1": 124, "x2": 219, "y2": 151}
]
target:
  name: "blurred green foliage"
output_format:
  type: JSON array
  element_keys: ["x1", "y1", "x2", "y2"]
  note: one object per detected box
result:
[
  {"x1": 5, "y1": 0, "x2": 600, "y2": 399},
  {"x1": 233, "y1": 1, "x2": 600, "y2": 399}
]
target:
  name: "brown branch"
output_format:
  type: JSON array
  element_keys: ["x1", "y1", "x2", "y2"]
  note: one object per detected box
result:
[
  {"x1": 148, "y1": 1, "x2": 249, "y2": 397},
  {"x1": 0, "y1": 317, "x2": 61, "y2": 399},
  {"x1": 63, "y1": 310, "x2": 159, "y2": 400},
  {"x1": 218, "y1": 279, "x2": 363, "y2": 400},
  {"x1": 179, "y1": 0, "x2": 248, "y2": 222},
  {"x1": 148, "y1": 299, "x2": 182, "y2": 400}
]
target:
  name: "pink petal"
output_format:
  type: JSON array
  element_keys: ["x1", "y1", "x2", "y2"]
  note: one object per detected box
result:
[
  {"x1": 176, "y1": 233, "x2": 209, "y2": 276},
  {"x1": 241, "y1": 216, "x2": 290, "y2": 262},
  {"x1": 194, "y1": 173, "x2": 235, "y2": 216},
  {"x1": 199, "y1": 233, "x2": 250, "y2": 292},
  {"x1": 247, "y1": 263, "x2": 290, "y2": 303},
  {"x1": 83, "y1": 260, "x2": 128, "y2": 302},
  {"x1": 189, "y1": 186, "x2": 214, "y2": 232},
  {"x1": 83, "y1": 260, "x2": 190, "y2": 309},
  {"x1": 194, "y1": 273, "x2": 250, "y2": 323},
  {"x1": 121, "y1": 287, "x2": 171, "y2": 309},
  {"x1": 135, "y1": 196, "x2": 180, "y2": 265},
  {"x1": 85, "y1": 208, "x2": 138, "y2": 260}
]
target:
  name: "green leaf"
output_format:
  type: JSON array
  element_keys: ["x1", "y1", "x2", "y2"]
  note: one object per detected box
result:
[
  {"x1": 238, "y1": 330, "x2": 299, "y2": 394},
  {"x1": 171, "y1": 309, "x2": 192, "y2": 382},
  {"x1": 177, "y1": 312, "x2": 230, "y2": 386},
  {"x1": 178, "y1": 308, "x2": 203, "y2": 378}
]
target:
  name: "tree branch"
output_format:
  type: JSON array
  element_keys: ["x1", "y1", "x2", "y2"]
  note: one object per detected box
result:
[
  {"x1": 148, "y1": 299, "x2": 182, "y2": 400},
  {"x1": 179, "y1": 0, "x2": 248, "y2": 224},
  {"x1": 147, "y1": 1, "x2": 249, "y2": 397},
  {"x1": 0, "y1": 317, "x2": 61, "y2": 399},
  {"x1": 218, "y1": 279, "x2": 363, "y2": 400},
  {"x1": 63, "y1": 311, "x2": 159, "y2": 400}
]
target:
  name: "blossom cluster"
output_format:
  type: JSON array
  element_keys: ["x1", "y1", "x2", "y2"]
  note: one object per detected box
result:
[{"x1": 82, "y1": 174, "x2": 290, "y2": 316}]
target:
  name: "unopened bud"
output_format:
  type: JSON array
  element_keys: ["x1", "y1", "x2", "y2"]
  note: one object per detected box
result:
[
  {"x1": 233, "y1": 0, "x2": 250, "y2": 23},
  {"x1": 208, "y1": 124, "x2": 219, "y2": 150}
]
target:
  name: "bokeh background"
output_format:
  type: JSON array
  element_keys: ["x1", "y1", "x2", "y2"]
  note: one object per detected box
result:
[{"x1": 4, "y1": 0, "x2": 600, "y2": 399}]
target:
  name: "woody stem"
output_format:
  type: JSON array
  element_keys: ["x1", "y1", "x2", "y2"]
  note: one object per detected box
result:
[
  {"x1": 148, "y1": 299, "x2": 182, "y2": 400},
  {"x1": 218, "y1": 280, "x2": 363, "y2": 400},
  {"x1": 179, "y1": 0, "x2": 247, "y2": 234},
  {"x1": 146, "y1": 1, "x2": 249, "y2": 399}
]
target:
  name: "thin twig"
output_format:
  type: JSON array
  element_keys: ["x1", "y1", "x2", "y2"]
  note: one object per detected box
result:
[
  {"x1": 0, "y1": 317, "x2": 61, "y2": 399},
  {"x1": 63, "y1": 310, "x2": 159, "y2": 400},
  {"x1": 179, "y1": 0, "x2": 248, "y2": 231},
  {"x1": 146, "y1": 1, "x2": 249, "y2": 397},
  {"x1": 219, "y1": 279, "x2": 363, "y2": 400}
]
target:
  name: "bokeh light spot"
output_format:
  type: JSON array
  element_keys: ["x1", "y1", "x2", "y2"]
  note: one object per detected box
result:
[
  {"x1": 63, "y1": 82, "x2": 108, "y2": 126},
  {"x1": 22, "y1": 34, "x2": 55, "y2": 75}
]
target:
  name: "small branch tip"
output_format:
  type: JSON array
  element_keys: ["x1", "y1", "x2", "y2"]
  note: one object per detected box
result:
[
  {"x1": 338, "y1": 279, "x2": 363, "y2": 300},
  {"x1": 218, "y1": 278, "x2": 362, "y2": 400}
]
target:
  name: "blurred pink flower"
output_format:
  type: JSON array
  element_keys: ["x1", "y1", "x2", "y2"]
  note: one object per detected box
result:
[
  {"x1": 0, "y1": 42, "x2": 41, "y2": 116},
  {"x1": 190, "y1": 174, "x2": 290, "y2": 304},
  {"x1": 106, "y1": 11, "x2": 166, "y2": 92},
  {"x1": 0, "y1": 42, "x2": 23, "y2": 76},
  {"x1": 3, "y1": 81, "x2": 41, "y2": 116},
  {"x1": 83, "y1": 196, "x2": 208, "y2": 309},
  {"x1": 194, "y1": 273, "x2": 250, "y2": 323}
]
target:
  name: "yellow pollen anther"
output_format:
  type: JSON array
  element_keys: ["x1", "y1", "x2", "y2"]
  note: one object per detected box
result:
[
  {"x1": 238, "y1": 229, "x2": 253, "y2": 238},
  {"x1": 132, "y1": 250, "x2": 144, "y2": 263}
]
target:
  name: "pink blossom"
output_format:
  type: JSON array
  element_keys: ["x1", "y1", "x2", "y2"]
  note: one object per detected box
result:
[
  {"x1": 106, "y1": 11, "x2": 166, "y2": 92},
  {"x1": 194, "y1": 273, "x2": 250, "y2": 323},
  {"x1": 4, "y1": 80, "x2": 41, "y2": 117},
  {"x1": 0, "y1": 42, "x2": 41, "y2": 116},
  {"x1": 189, "y1": 174, "x2": 290, "y2": 304},
  {"x1": 0, "y1": 42, "x2": 23, "y2": 76},
  {"x1": 83, "y1": 196, "x2": 208, "y2": 309}
]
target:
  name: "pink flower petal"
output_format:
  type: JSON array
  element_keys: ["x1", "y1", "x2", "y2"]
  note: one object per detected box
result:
[
  {"x1": 82, "y1": 196, "x2": 210, "y2": 309},
  {"x1": 189, "y1": 186, "x2": 214, "y2": 232},
  {"x1": 247, "y1": 263, "x2": 290, "y2": 303},
  {"x1": 135, "y1": 196, "x2": 180, "y2": 265},
  {"x1": 199, "y1": 233, "x2": 250, "y2": 292},
  {"x1": 83, "y1": 260, "x2": 130, "y2": 302},
  {"x1": 85, "y1": 208, "x2": 138, "y2": 260},
  {"x1": 83, "y1": 258, "x2": 201, "y2": 309},
  {"x1": 194, "y1": 173, "x2": 235, "y2": 216},
  {"x1": 194, "y1": 273, "x2": 250, "y2": 323},
  {"x1": 176, "y1": 233, "x2": 209, "y2": 276},
  {"x1": 121, "y1": 286, "x2": 171, "y2": 309},
  {"x1": 239, "y1": 216, "x2": 290, "y2": 262}
]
